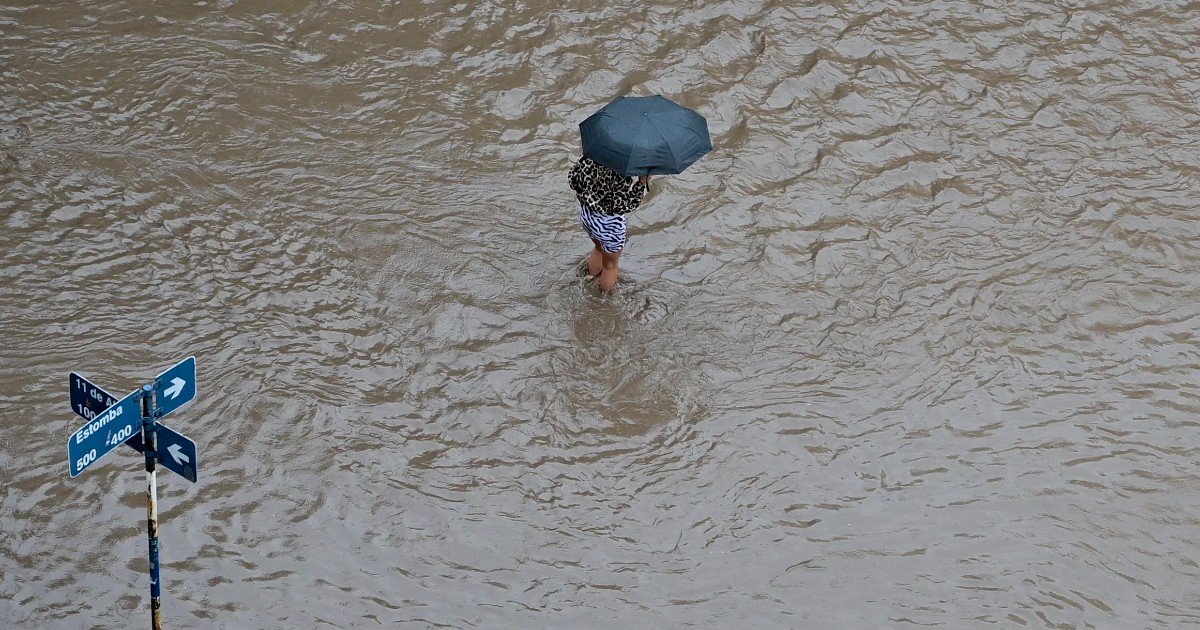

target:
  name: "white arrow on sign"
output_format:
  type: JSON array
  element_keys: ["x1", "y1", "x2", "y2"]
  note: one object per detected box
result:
[
  {"x1": 164, "y1": 377, "x2": 186, "y2": 400},
  {"x1": 167, "y1": 443, "x2": 190, "y2": 465}
]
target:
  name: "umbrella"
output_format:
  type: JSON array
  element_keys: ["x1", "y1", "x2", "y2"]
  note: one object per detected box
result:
[{"x1": 579, "y1": 95, "x2": 712, "y2": 177}]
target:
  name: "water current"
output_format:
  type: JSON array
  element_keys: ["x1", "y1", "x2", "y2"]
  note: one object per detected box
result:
[{"x1": 2, "y1": 1, "x2": 1199, "y2": 628}]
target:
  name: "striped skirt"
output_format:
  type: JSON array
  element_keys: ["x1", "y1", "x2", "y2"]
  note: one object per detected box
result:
[{"x1": 578, "y1": 205, "x2": 627, "y2": 253}]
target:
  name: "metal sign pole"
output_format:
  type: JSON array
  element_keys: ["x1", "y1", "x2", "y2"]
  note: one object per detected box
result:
[
  {"x1": 66, "y1": 357, "x2": 199, "y2": 629},
  {"x1": 140, "y1": 384, "x2": 163, "y2": 630}
]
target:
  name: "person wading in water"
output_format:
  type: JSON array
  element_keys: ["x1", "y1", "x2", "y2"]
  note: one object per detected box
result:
[{"x1": 569, "y1": 155, "x2": 650, "y2": 292}]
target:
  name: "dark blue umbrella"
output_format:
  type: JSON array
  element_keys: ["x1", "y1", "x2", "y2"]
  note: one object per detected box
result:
[{"x1": 579, "y1": 95, "x2": 712, "y2": 177}]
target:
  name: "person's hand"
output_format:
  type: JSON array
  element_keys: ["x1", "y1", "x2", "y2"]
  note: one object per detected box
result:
[{"x1": 638, "y1": 174, "x2": 651, "y2": 186}]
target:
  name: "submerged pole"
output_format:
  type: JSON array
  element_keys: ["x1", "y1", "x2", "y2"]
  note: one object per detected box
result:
[{"x1": 140, "y1": 384, "x2": 162, "y2": 630}]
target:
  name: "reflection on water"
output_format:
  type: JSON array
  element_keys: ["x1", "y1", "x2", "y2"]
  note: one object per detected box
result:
[{"x1": 2, "y1": 0, "x2": 1199, "y2": 627}]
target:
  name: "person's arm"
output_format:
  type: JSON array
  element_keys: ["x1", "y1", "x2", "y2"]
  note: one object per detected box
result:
[
  {"x1": 620, "y1": 176, "x2": 649, "y2": 213},
  {"x1": 634, "y1": 175, "x2": 649, "y2": 202}
]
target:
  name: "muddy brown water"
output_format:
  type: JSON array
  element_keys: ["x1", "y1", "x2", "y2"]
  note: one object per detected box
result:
[{"x1": 2, "y1": 1, "x2": 1199, "y2": 628}]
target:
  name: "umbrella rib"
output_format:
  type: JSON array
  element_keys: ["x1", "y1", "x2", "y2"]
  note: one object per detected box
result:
[{"x1": 651, "y1": 118, "x2": 679, "y2": 173}]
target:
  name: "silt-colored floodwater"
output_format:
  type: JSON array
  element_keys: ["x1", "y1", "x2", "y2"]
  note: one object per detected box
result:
[{"x1": 2, "y1": 1, "x2": 1199, "y2": 628}]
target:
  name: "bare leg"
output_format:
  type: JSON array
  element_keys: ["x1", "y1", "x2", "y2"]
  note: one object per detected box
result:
[
  {"x1": 587, "y1": 240, "x2": 603, "y2": 277},
  {"x1": 599, "y1": 249, "x2": 621, "y2": 292}
]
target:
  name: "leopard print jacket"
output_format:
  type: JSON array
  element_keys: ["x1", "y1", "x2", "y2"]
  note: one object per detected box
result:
[{"x1": 569, "y1": 156, "x2": 648, "y2": 216}]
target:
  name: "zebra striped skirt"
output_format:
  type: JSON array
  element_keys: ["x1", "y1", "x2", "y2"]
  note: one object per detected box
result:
[{"x1": 578, "y1": 205, "x2": 627, "y2": 253}]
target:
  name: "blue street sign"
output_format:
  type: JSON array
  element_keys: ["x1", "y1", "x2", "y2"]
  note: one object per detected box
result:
[
  {"x1": 126, "y1": 423, "x2": 198, "y2": 483},
  {"x1": 70, "y1": 372, "x2": 117, "y2": 422},
  {"x1": 67, "y1": 389, "x2": 143, "y2": 477},
  {"x1": 70, "y1": 372, "x2": 141, "y2": 453},
  {"x1": 155, "y1": 356, "x2": 196, "y2": 419}
]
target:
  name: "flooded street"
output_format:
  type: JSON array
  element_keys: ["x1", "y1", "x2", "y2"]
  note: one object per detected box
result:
[{"x1": 3, "y1": 1, "x2": 1199, "y2": 627}]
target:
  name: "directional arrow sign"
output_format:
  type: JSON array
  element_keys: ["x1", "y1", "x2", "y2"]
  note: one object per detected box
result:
[
  {"x1": 67, "y1": 389, "x2": 143, "y2": 477},
  {"x1": 155, "y1": 356, "x2": 196, "y2": 419},
  {"x1": 126, "y1": 423, "x2": 198, "y2": 483},
  {"x1": 69, "y1": 372, "x2": 142, "y2": 453}
]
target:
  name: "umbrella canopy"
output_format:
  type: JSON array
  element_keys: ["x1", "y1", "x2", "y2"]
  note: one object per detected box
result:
[{"x1": 579, "y1": 95, "x2": 712, "y2": 177}]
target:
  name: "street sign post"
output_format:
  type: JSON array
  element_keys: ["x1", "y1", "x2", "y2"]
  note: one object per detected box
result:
[{"x1": 65, "y1": 357, "x2": 202, "y2": 630}]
